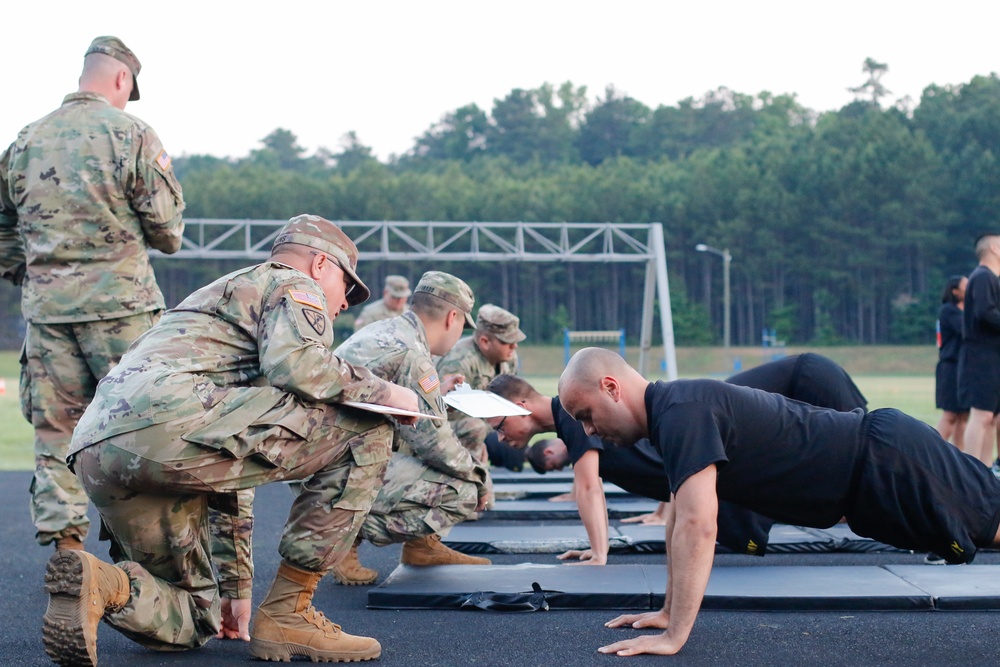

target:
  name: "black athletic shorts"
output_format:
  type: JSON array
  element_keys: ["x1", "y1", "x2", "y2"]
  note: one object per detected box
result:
[
  {"x1": 935, "y1": 360, "x2": 967, "y2": 413},
  {"x1": 958, "y1": 346, "x2": 1000, "y2": 413},
  {"x1": 845, "y1": 409, "x2": 1000, "y2": 563}
]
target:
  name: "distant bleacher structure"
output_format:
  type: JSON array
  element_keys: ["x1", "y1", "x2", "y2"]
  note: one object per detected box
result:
[
  {"x1": 155, "y1": 219, "x2": 678, "y2": 379},
  {"x1": 563, "y1": 329, "x2": 627, "y2": 366}
]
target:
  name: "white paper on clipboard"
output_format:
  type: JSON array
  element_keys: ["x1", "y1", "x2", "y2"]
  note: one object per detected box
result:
[
  {"x1": 442, "y1": 384, "x2": 532, "y2": 419},
  {"x1": 341, "y1": 401, "x2": 443, "y2": 421}
]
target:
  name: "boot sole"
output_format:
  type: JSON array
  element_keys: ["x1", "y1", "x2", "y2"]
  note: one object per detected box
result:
[
  {"x1": 42, "y1": 550, "x2": 98, "y2": 667},
  {"x1": 250, "y1": 637, "x2": 381, "y2": 662},
  {"x1": 330, "y1": 572, "x2": 378, "y2": 586}
]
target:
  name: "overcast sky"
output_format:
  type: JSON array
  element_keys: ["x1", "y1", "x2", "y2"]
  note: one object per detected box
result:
[{"x1": 5, "y1": 1, "x2": 998, "y2": 161}]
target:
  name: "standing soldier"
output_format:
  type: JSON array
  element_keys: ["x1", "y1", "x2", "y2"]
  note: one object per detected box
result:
[
  {"x1": 43, "y1": 215, "x2": 419, "y2": 666},
  {"x1": 332, "y1": 272, "x2": 493, "y2": 586},
  {"x1": 353, "y1": 274, "x2": 411, "y2": 330},
  {"x1": 437, "y1": 304, "x2": 525, "y2": 463},
  {"x1": 0, "y1": 36, "x2": 184, "y2": 552}
]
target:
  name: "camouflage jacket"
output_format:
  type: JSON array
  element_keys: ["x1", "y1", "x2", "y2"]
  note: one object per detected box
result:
[
  {"x1": 70, "y1": 261, "x2": 393, "y2": 454},
  {"x1": 437, "y1": 336, "x2": 519, "y2": 391},
  {"x1": 335, "y1": 311, "x2": 484, "y2": 485},
  {"x1": 353, "y1": 298, "x2": 407, "y2": 330},
  {"x1": 0, "y1": 91, "x2": 185, "y2": 323}
]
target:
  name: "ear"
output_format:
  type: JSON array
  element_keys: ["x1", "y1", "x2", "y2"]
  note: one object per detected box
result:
[
  {"x1": 309, "y1": 252, "x2": 327, "y2": 279},
  {"x1": 600, "y1": 376, "x2": 622, "y2": 401},
  {"x1": 445, "y1": 309, "x2": 460, "y2": 330}
]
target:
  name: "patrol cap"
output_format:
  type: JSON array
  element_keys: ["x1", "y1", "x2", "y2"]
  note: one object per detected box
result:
[
  {"x1": 384, "y1": 275, "x2": 412, "y2": 298},
  {"x1": 414, "y1": 271, "x2": 476, "y2": 328},
  {"x1": 272, "y1": 214, "x2": 370, "y2": 306},
  {"x1": 85, "y1": 36, "x2": 141, "y2": 102},
  {"x1": 476, "y1": 304, "x2": 527, "y2": 344}
]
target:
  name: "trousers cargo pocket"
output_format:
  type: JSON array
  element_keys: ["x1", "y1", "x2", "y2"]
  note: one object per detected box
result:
[
  {"x1": 332, "y1": 432, "x2": 392, "y2": 512},
  {"x1": 181, "y1": 389, "x2": 321, "y2": 469}
]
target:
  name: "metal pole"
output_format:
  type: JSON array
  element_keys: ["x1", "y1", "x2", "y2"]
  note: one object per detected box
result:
[{"x1": 723, "y1": 249, "x2": 731, "y2": 350}]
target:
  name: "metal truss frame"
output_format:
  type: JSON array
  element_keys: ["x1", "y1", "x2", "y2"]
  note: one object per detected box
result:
[{"x1": 158, "y1": 219, "x2": 678, "y2": 378}]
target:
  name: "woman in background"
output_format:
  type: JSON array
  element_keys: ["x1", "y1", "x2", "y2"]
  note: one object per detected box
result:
[{"x1": 935, "y1": 274, "x2": 969, "y2": 449}]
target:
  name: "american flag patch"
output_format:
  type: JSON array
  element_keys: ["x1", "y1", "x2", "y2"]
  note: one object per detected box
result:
[
  {"x1": 155, "y1": 150, "x2": 172, "y2": 170},
  {"x1": 288, "y1": 290, "x2": 324, "y2": 310},
  {"x1": 418, "y1": 371, "x2": 440, "y2": 394}
]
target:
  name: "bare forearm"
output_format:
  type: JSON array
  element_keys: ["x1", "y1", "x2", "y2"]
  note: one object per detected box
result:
[
  {"x1": 664, "y1": 519, "x2": 716, "y2": 645},
  {"x1": 575, "y1": 483, "x2": 609, "y2": 563}
]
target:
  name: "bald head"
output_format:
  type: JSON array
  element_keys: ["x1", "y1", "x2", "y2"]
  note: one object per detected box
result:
[
  {"x1": 558, "y1": 347, "x2": 649, "y2": 447},
  {"x1": 79, "y1": 53, "x2": 133, "y2": 109},
  {"x1": 559, "y1": 347, "x2": 638, "y2": 394}
]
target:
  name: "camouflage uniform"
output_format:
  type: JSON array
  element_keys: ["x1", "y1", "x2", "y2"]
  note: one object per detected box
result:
[
  {"x1": 437, "y1": 304, "x2": 525, "y2": 462},
  {"x1": 353, "y1": 277, "x2": 412, "y2": 330},
  {"x1": 0, "y1": 37, "x2": 185, "y2": 547},
  {"x1": 335, "y1": 277, "x2": 489, "y2": 546},
  {"x1": 65, "y1": 215, "x2": 395, "y2": 651}
]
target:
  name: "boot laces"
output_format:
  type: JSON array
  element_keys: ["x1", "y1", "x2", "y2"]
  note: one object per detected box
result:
[{"x1": 303, "y1": 605, "x2": 341, "y2": 637}]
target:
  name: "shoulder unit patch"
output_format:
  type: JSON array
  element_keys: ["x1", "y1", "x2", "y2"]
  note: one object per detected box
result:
[{"x1": 288, "y1": 289, "x2": 324, "y2": 310}]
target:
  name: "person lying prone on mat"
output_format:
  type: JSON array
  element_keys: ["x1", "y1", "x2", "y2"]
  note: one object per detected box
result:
[
  {"x1": 558, "y1": 347, "x2": 1000, "y2": 657},
  {"x1": 486, "y1": 353, "x2": 867, "y2": 564}
]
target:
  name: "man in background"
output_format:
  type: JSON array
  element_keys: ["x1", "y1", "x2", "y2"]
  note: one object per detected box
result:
[
  {"x1": 960, "y1": 234, "x2": 1000, "y2": 466},
  {"x1": 0, "y1": 36, "x2": 184, "y2": 552},
  {"x1": 353, "y1": 274, "x2": 411, "y2": 329},
  {"x1": 437, "y1": 304, "x2": 525, "y2": 463}
]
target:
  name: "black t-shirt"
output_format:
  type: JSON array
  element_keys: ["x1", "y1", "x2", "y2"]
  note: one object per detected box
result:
[
  {"x1": 937, "y1": 302, "x2": 964, "y2": 363},
  {"x1": 963, "y1": 265, "x2": 1000, "y2": 350},
  {"x1": 725, "y1": 353, "x2": 867, "y2": 413},
  {"x1": 552, "y1": 397, "x2": 670, "y2": 501},
  {"x1": 645, "y1": 379, "x2": 865, "y2": 528}
]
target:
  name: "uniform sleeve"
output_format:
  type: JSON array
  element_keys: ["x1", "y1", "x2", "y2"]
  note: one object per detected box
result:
[
  {"x1": 0, "y1": 143, "x2": 25, "y2": 285},
  {"x1": 396, "y1": 351, "x2": 485, "y2": 484},
  {"x1": 654, "y1": 401, "x2": 728, "y2": 496},
  {"x1": 258, "y1": 280, "x2": 394, "y2": 405},
  {"x1": 131, "y1": 125, "x2": 185, "y2": 254}
]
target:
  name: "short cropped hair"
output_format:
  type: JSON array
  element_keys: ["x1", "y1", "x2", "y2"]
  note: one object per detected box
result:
[
  {"x1": 975, "y1": 234, "x2": 1000, "y2": 260},
  {"x1": 525, "y1": 440, "x2": 549, "y2": 475},
  {"x1": 487, "y1": 374, "x2": 540, "y2": 402},
  {"x1": 409, "y1": 291, "x2": 453, "y2": 322}
]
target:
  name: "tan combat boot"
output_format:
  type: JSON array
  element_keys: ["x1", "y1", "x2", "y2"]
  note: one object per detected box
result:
[
  {"x1": 54, "y1": 536, "x2": 85, "y2": 551},
  {"x1": 42, "y1": 550, "x2": 130, "y2": 667},
  {"x1": 400, "y1": 534, "x2": 492, "y2": 566},
  {"x1": 330, "y1": 541, "x2": 378, "y2": 586},
  {"x1": 250, "y1": 561, "x2": 381, "y2": 663}
]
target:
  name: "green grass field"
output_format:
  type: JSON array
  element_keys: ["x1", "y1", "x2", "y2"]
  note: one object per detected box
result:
[{"x1": 0, "y1": 348, "x2": 941, "y2": 471}]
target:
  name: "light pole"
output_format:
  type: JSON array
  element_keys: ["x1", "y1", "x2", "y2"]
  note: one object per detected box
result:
[{"x1": 695, "y1": 243, "x2": 732, "y2": 349}]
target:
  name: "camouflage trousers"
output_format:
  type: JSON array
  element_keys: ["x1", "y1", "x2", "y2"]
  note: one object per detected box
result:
[
  {"x1": 22, "y1": 313, "x2": 159, "y2": 546},
  {"x1": 72, "y1": 399, "x2": 391, "y2": 651},
  {"x1": 359, "y1": 453, "x2": 479, "y2": 546}
]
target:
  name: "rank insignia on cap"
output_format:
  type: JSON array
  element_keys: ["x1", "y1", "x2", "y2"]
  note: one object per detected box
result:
[
  {"x1": 418, "y1": 371, "x2": 440, "y2": 394},
  {"x1": 302, "y1": 309, "x2": 327, "y2": 336},
  {"x1": 155, "y1": 150, "x2": 172, "y2": 170},
  {"x1": 288, "y1": 290, "x2": 324, "y2": 310}
]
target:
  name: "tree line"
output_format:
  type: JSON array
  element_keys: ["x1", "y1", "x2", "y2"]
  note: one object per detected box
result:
[{"x1": 2, "y1": 60, "x2": 998, "y2": 349}]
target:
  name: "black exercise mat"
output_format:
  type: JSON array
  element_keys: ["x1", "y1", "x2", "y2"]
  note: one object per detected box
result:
[
  {"x1": 488, "y1": 469, "x2": 575, "y2": 484},
  {"x1": 493, "y1": 481, "x2": 633, "y2": 500},
  {"x1": 443, "y1": 523, "x2": 630, "y2": 554},
  {"x1": 484, "y1": 499, "x2": 659, "y2": 521},
  {"x1": 368, "y1": 563, "x2": 934, "y2": 612},
  {"x1": 688, "y1": 566, "x2": 933, "y2": 611},
  {"x1": 804, "y1": 524, "x2": 912, "y2": 554},
  {"x1": 884, "y1": 565, "x2": 1000, "y2": 610},
  {"x1": 367, "y1": 563, "x2": 653, "y2": 610},
  {"x1": 620, "y1": 523, "x2": 837, "y2": 555}
]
